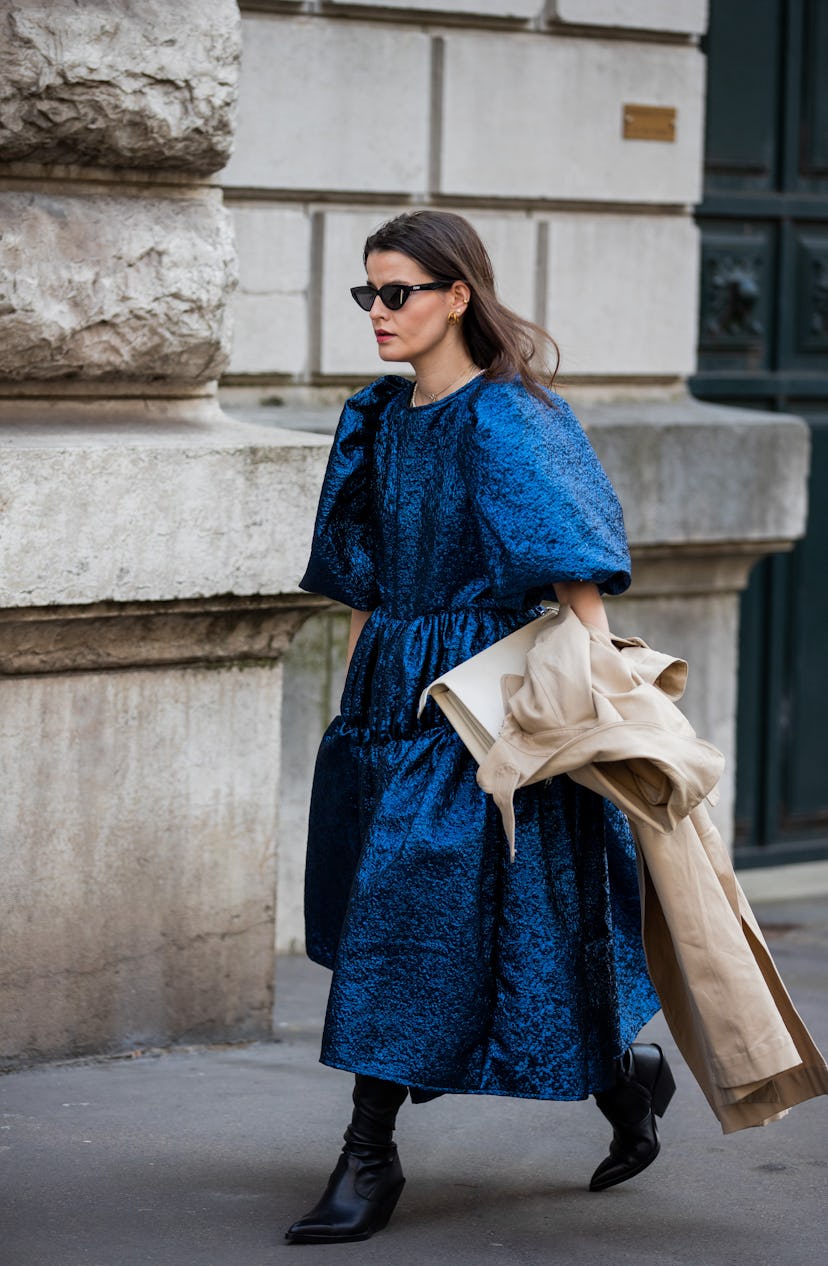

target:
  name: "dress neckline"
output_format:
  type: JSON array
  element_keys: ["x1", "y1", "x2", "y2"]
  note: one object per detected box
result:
[{"x1": 398, "y1": 371, "x2": 485, "y2": 412}]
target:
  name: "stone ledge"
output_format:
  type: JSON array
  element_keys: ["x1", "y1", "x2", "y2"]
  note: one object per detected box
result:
[
  {"x1": 0, "y1": 594, "x2": 325, "y2": 676},
  {"x1": 0, "y1": 391, "x2": 222, "y2": 421},
  {"x1": 0, "y1": 159, "x2": 224, "y2": 192},
  {"x1": 326, "y1": 0, "x2": 541, "y2": 18},
  {"x1": 223, "y1": 393, "x2": 811, "y2": 563},
  {"x1": 585, "y1": 396, "x2": 811, "y2": 549},
  {"x1": 0, "y1": 0, "x2": 241, "y2": 174},
  {"x1": 239, "y1": 1, "x2": 706, "y2": 38},
  {"x1": 0, "y1": 397, "x2": 809, "y2": 614},
  {"x1": 551, "y1": 0, "x2": 708, "y2": 36},
  {"x1": 0, "y1": 416, "x2": 330, "y2": 609},
  {"x1": 628, "y1": 540, "x2": 795, "y2": 598}
]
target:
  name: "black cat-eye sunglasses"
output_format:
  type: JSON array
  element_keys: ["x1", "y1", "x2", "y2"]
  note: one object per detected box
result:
[{"x1": 350, "y1": 281, "x2": 452, "y2": 312}]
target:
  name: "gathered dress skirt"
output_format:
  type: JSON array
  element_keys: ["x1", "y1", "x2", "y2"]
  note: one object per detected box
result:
[{"x1": 300, "y1": 374, "x2": 661, "y2": 1102}]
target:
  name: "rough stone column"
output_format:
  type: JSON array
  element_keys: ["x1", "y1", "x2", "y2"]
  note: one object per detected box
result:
[
  {"x1": 0, "y1": 1, "x2": 330, "y2": 1066},
  {"x1": 0, "y1": 0, "x2": 239, "y2": 415}
]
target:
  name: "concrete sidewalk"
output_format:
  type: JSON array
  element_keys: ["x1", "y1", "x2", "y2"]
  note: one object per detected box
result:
[{"x1": 2, "y1": 898, "x2": 826, "y2": 1266}]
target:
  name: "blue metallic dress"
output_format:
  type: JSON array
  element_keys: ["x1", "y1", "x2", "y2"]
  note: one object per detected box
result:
[{"x1": 299, "y1": 374, "x2": 660, "y2": 1102}]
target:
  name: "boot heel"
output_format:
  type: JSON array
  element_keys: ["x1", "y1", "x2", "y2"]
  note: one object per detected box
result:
[
  {"x1": 372, "y1": 1178, "x2": 405, "y2": 1233},
  {"x1": 651, "y1": 1048, "x2": 676, "y2": 1118}
]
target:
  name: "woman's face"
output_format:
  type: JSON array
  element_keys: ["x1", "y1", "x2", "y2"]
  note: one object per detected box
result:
[{"x1": 362, "y1": 250, "x2": 467, "y2": 368}]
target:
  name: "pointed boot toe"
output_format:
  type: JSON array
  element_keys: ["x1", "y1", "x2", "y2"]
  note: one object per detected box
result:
[{"x1": 588, "y1": 1134, "x2": 661, "y2": 1192}]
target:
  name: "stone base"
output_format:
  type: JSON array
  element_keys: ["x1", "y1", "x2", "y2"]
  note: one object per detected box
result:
[
  {"x1": 0, "y1": 591, "x2": 323, "y2": 1068},
  {"x1": 0, "y1": 654, "x2": 282, "y2": 1068},
  {"x1": 0, "y1": 415, "x2": 330, "y2": 1066}
]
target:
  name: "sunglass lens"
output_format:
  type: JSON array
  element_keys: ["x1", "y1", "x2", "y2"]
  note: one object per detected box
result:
[
  {"x1": 350, "y1": 287, "x2": 376, "y2": 311},
  {"x1": 379, "y1": 285, "x2": 408, "y2": 310}
]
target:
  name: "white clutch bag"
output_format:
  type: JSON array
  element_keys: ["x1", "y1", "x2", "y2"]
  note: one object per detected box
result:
[{"x1": 417, "y1": 603, "x2": 562, "y2": 764}]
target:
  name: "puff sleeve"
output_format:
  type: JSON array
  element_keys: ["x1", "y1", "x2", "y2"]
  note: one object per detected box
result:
[
  {"x1": 299, "y1": 384, "x2": 381, "y2": 610},
  {"x1": 463, "y1": 382, "x2": 631, "y2": 602}
]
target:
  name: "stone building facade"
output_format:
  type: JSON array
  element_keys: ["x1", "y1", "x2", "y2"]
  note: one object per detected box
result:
[
  {"x1": 223, "y1": 1, "x2": 705, "y2": 395},
  {"x1": 0, "y1": 1, "x2": 812, "y2": 1063}
]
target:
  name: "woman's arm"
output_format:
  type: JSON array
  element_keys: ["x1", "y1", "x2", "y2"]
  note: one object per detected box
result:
[
  {"x1": 346, "y1": 609, "x2": 372, "y2": 668},
  {"x1": 553, "y1": 581, "x2": 610, "y2": 634}
]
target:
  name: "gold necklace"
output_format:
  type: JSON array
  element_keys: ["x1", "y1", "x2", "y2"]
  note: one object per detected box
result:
[{"x1": 412, "y1": 365, "x2": 480, "y2": 408}]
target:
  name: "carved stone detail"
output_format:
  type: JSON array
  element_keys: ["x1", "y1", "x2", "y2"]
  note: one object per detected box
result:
[
  {"x1": 0, "y1": 191, "x2": 236, "y2": 383},
  {"x1": 702, "y1": 252, "x2": 764, "y2": 343},
  {"x1": 0, "y1": 0, "x2": 241, "y2": 174}
]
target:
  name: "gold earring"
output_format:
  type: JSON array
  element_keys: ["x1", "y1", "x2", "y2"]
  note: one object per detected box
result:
[{"x1": 448, "y1": 311, "x2": 461, "y2": 325}]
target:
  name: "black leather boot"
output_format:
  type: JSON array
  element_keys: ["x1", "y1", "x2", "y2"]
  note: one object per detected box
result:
[
  {"x1": 589, "y1": 1043, "x2": 676, "y2": 1192},
  {"x1": 285, "y1": 1075, "x2": 408, "y2": 1244}
]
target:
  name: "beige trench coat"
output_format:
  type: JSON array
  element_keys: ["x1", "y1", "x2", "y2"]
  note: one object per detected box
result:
[{"x1": 477, "y1": 605, "x2": 828, "y2": 1133}]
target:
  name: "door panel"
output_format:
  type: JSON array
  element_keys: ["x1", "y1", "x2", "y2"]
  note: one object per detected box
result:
[
  {"x1": 800, "y1": 0, "x2": 828, "y2": 183},
  {"x1": 784, "y1": 413, "x2": 828, "y2": 822},
  {"x1": 791, "y1": 227, "x2": 828, "y2": 362},
  {"x1": 693, "y1": 0, "x2": 828, "y2": 863},
  {"x1": 704, "y1": 0, "x2": 781, "y2": 193}
]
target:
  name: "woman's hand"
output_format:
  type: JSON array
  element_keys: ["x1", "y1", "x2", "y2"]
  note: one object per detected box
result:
[{"x1": 553, "y1": 581, "x2": 610, "y2": 634}]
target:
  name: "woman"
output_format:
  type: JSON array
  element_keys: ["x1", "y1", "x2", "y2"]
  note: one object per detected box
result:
[{"x1": 288, "y1": 210, "x2": 673, "y2": 1245}]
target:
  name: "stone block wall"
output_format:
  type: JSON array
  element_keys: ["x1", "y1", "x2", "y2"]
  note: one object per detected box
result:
[
  {"x1": 223, "y1": 0, "x2": 707, "y2": 397},
  {"x1": 0, "y1": 1, "x2": 240, "y2": 403}
]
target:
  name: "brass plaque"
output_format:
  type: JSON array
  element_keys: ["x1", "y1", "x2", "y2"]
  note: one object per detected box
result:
[{"x1": 622, "y1": 104, "x2": 677, "y2": 142}]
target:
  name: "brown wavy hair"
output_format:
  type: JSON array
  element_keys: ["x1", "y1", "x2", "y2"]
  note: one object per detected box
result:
[{"x1": 363, "y1": 210, "x2": 559, "y2": 400}]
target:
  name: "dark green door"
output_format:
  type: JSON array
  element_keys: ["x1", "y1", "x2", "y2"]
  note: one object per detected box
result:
[{"x1": 692, "y1": 0, "x2": 828, "y2": 866}]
